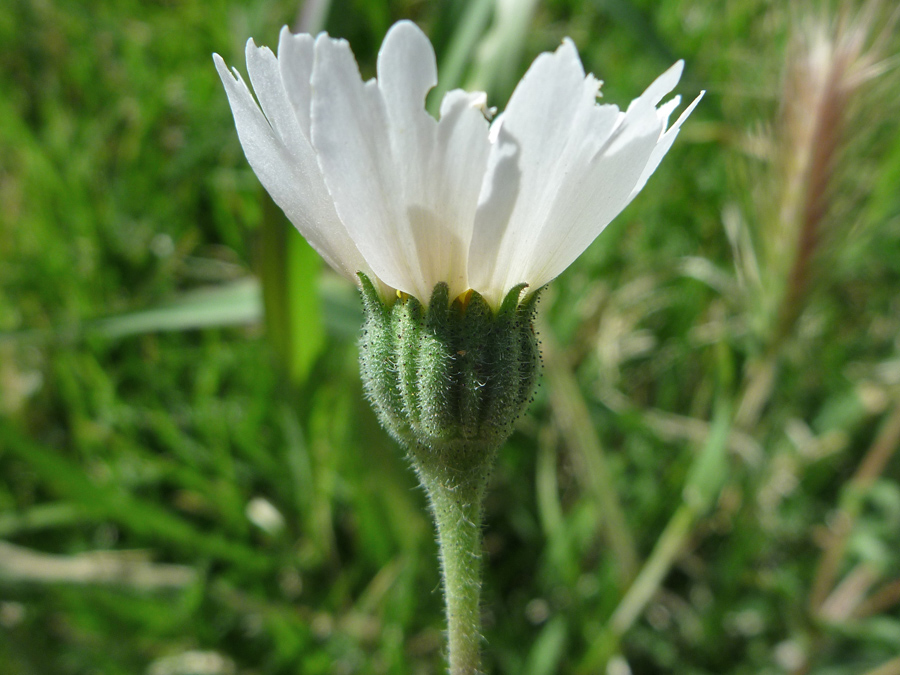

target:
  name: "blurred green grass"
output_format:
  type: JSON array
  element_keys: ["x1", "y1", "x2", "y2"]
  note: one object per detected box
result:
[{"x1": 1, "y1": 0, "x2": 900, "y2": 673}]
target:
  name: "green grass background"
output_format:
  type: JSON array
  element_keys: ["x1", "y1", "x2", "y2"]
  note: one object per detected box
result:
[{"x1": 1, "y1": 0, "x2": 899, "y2": 673}]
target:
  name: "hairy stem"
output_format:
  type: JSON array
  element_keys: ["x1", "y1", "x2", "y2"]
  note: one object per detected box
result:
[
  {"x1": 411, "y1": 441, "x2": 496, "y2": 675},
  {"x1": 429, "y1": 473, "x2": 488, "y2": 674}
]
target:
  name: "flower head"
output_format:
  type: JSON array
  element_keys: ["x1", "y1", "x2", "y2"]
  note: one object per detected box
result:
[{"x1": 215, "y1": 21, "x2": 702, "y2": 308}]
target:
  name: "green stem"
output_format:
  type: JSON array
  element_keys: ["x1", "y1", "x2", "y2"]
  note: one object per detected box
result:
[
  {"x1": 541, "y1": 326, "x2": 639, "y2": 585},
  {"x1": 412, "y1": 442, "x2": 496, "y2": 675},
  {"x1": 609, "y1": 504, "x2": 696, "y2": 634},
  {"x1": 578, "y1": 400, "x2": 733, "y2": 674},
  {"x1": 578, "y1": 504, "x2": 697, "y2": 672}
]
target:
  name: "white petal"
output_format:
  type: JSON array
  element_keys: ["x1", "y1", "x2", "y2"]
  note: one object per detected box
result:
[
  {"x1": 245, "y1": 40, "x2": 307, "y2": 156},
  {"x1": 377, "y1": 23, "x2": 490, "y2": 300},
  {"x1": 470, "y1": 48, "x2": 699, "y2": 304},
  {"x1": 377, "y1": 20, "x2": 437, "y2": 175},
  {"x1": 469, "y1": 40, "x2": 620, "y2": 304},
  {"x1": 603, "y1": 91, "x2": 663, "y2": 156},
  {"x1": 655, "y1": 94, "x2": 682, "y2": 132},
  {"x1": 629, "y1": 90, "x2": 704, "y2": 199},
  {"x1": 277, "y1": 26, "x2": 315, "y2": 139},
  {"x1": 312, "y1": 26, "x2": 489, "y2": 302},
  {"x1": 214, "y1": 52, "x2": 371, "y2": 283},
  {"x1": 628, "y1": 59, "x2": 684, "y2": 110},
  {"x1": 524, "y1": 114, "x2": 660, "y2": 290},
  {"x1": 429, "y1": 89, "x2": 491, "y2": 297},
  {"x1": 525, "y1": 77, "x2": 701, "y2": 289},
  {"x1": 310, "y1": 36, "x2": 412, "y2": 292},
  {"x1": 376, "y1": 22, "x2": 451, "y2": 299}
]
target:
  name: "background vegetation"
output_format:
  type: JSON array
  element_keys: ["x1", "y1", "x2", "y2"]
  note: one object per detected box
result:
[{"x1": 1, "y1": 0, "x2": 899, "y2": 673}]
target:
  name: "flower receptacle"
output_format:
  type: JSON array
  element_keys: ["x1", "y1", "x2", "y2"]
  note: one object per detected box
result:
[{"x1": 358, "y1": 273, "x2": 541, "y2": 464}]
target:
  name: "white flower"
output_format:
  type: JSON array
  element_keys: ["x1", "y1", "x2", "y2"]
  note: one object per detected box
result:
[{"x1": 214, "y1": 21, "x2": 703, "y2": 308}]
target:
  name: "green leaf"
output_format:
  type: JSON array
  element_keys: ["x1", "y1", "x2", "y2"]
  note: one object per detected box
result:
[{"x1": 91, "y1": 278, "x2": 262, "y2": 339}]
